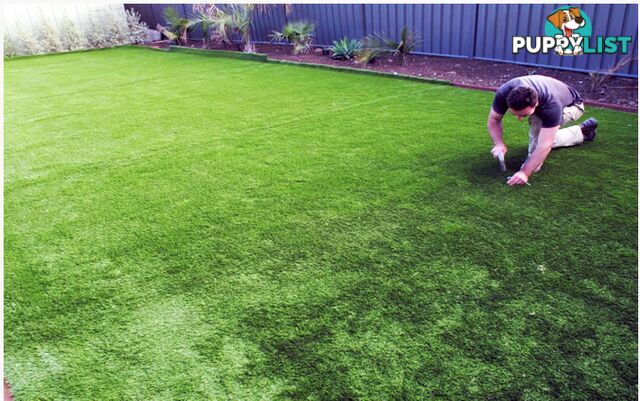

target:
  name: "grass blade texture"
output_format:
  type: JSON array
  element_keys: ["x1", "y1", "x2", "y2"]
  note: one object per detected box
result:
[{"x1": 4, "y1": 47, "x2": 637, "y2": 400}]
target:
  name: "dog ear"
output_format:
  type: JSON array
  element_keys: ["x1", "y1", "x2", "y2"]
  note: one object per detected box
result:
[
  {"x1": 546, "y1": 10, "x2": 564, "y2": 29},
  {"x1": 568, "y1": 8, "x2": 581, "y2": 18}
]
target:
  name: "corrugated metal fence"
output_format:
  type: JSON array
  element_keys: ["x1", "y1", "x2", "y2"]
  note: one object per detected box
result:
[{"x1": 125, "y1": 3, "x2": 638, "y2": 77}]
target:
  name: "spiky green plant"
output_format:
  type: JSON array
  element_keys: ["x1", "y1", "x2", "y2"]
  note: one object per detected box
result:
[
  {"x1": 271, "y1": 21, "x2": 315, "y2": 54},
  {"x1": 357, "y1": 25, "x2": 420, "y2": 66},
  {"x1": 329, "y1": 37, "x2": 362, "y2": 60}
]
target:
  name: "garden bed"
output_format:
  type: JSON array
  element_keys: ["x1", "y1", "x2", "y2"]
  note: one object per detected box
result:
[{"x1": 144, "y1": 40, "x2": 638, "y2": 111}]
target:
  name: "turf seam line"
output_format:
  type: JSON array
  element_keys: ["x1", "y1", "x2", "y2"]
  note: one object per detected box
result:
[
  {"x1": 5, "y1": 80, "x2": 431, "y2": 191},
  {"x1": 7, "y1": 86, "x2": 431, "y2": 191},
  {"x1": 216, "y1": 82, "x2": 438, "y2": 137},
  {"x1": 7, "y1": 46, "x2": 639, "y2": 114},
  {"x1": 153, "y1": 45, "x2": 637, "y2": 113},
  {"x1": 168, "y1": 45, "x2": 268, "y2": 62}
]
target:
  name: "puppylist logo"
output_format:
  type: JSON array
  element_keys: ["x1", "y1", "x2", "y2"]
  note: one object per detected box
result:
[{"x1": 513, "y1": 7, "x2": 633, "y2": 56}]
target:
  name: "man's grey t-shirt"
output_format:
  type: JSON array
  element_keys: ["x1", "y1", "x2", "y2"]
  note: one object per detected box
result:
[{"x1": 492, "y1": 75, "x2": 582, "y2": 128}]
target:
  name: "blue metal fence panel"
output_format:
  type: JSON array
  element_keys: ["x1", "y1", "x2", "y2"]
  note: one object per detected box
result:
[
  {"x1": 288, "y1": 4, "x2": 365, "y2": 46},
  {"x1": 362, "y1": 4, "x2": 476, "y2": 57},
  {"x1": 623, "y1": 3, "x2": 638, "y2": 76},
  {"x1": 252, "y1": 5, "x2": 287, "y2": 43},
  {"x1": 125, "y1": 3, "x2": 638, "y2": 77}
]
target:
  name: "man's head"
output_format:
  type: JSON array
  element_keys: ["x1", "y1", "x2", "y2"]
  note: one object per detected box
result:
[{"x1": 507, "y1": 86, "x2": 538, "y2": 120}]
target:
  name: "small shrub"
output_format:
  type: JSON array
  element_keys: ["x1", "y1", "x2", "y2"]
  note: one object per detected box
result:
[
  {"x1": 36, "y1": 16, "x2": 65, "y2": 53},
  {"x1": 125, "y1": 9, "x2": 149, "y2": 44},
  {"x1": 85, "y1": 15, "x2": 109, "y2": 48},
  {"x1": 59, "y1": 16, "x2": 88, "y2": 51},
  {"x1": 104, "y1": 9, "x2": 130, "y2": 46},
  {"x1": 589, "y1": 55, "x2": 636, "y2": 94},
  {"x1": 271, "y1": 21, "x2": 314, "y2": 54},
  {"x1": 15, "y1": 26, "x2": 43, "y2": 55},
  {"x1": 330, "y1": 37, "x2": 362, "y2": 60},
  {"x1": 4, "y1": 35, "x2": 18, "y2": 57}
]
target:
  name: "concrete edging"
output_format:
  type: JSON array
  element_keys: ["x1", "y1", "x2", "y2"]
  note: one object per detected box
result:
[
  {"x1": 266, "y1": 58, "x2": 451, "y2": 86},
  {"x1": 168, "y1": 45, "x2": 268, "y2": 62}
]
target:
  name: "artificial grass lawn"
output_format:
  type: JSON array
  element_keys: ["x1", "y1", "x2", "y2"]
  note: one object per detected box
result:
[{"x1": 4, "y1": 46, "x2": 637, "y2": 400}]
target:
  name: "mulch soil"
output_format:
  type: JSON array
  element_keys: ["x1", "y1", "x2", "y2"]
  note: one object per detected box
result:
[{"x1": 145, "y1": 40, "x2": 637, "y2": 111}]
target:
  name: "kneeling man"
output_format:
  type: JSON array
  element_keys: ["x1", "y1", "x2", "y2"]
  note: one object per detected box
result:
[{"x1": 487, "y1": 75, "x2": 598, "y2": 186}]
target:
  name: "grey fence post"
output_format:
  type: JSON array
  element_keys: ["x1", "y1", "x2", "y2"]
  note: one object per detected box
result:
[
  {"x1": 471, "y1": 4, "x2": 479, "y2": 59},
  {"x1": 283, "y1": 4, "x2": 288, "y2": 25},
  {"x1": 362, "y1": 4, "x2": 367, "y2": 37}
]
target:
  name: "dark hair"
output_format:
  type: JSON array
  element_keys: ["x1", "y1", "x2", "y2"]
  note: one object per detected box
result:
[{"x1": 506, "y1": 86, "x2": 538, "y2": 110}]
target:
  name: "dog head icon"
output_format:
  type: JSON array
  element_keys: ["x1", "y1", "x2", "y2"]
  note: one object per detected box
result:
[{"x1": 547, "y1": 8, "x2": 586, "y2": 37}]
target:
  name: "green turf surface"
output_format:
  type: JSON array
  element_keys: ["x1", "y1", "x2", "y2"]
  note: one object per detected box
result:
[{"x1": 4, "y1": 46, "x2": 637, "y2": 400}]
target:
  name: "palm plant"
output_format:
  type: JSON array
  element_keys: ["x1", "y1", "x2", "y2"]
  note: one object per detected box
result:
[
  {"x1": 159, "y1": 6, "x2": 191, "y2": 45},
  {"x1": 271, "y1": 21, "x2": 315, "y2": 54},
  {"x1": 189, "y1": 4, "x2": 256, "y2": 53},
  {"x1": 189, "y1": 4, "x2": 231, "y2": 48},
  {"x1": 190, "y1": 10, "x2": 216, "y2": 48},
  {"x1": 357, "y1": 25, "x2": 420, "y2": 66},
  {"x1": 229, "y1": 4, "x2": 256, "y2": 53},
  {"x1": 330, "y1": 37, "x2": 362, "y2": 60}
]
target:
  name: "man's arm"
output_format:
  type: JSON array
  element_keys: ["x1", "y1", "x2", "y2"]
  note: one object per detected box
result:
[
  {"x1": 507, "y1": 126, "x2": 559, "y2": 186},
  {"x1": 487, "y1": 109, "x2": 507, "y2": 157}
]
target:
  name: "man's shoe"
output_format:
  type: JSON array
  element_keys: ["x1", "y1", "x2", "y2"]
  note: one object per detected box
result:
[{"x1": 580, "y1": 117, "x2": 598, "y2": 141}]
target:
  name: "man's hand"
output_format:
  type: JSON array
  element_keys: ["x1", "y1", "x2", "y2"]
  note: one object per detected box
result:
[
  {"x1": 491, "y1": 143, "x2": 507, "y2": 159},
  {"x1": 507, "y1": 171, "x2": 529, "y2": 186},
  {"x1": 487, "y1": 109, "x2": 506, "y2": 158}
]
